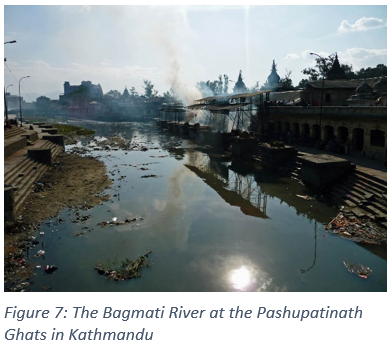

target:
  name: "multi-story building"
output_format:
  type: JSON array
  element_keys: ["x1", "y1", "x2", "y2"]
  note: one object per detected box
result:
[{"x1": 59, "y1": 80, "x2": 103, "y2": 105}]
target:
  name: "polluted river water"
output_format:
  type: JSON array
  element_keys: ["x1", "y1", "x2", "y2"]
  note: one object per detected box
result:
[{"x1": 28, "y1": 121, "x2": 387, "y2": 292}]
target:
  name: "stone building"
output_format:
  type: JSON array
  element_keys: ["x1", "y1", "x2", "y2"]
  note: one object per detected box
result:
[
  {"x1": 59, "y1": 80, "x2": 103, "y2": 104},
  {"x1": 262, "y1": 56, "x2": 387, "y2": 159}
]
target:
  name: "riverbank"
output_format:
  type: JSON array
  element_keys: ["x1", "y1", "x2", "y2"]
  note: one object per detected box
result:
[{"x1": 4, "y1": 130, "x2": 112, "y2": 291}]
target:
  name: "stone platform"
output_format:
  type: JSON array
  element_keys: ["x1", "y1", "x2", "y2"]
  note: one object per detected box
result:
[{"x1": 298, "y1": 154, "x2": 354, "y2": 189}]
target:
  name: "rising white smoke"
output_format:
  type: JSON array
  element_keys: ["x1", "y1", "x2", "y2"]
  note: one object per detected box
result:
[{"x1": 149, "y1": 8, "x2": 202, "y2": 108}]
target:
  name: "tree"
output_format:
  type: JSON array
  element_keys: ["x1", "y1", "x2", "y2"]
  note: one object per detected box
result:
[
  {"x1": 340, "y1": 63, "x2": 355, "y2": 79},
  {"x1": 302, "y1": 66, "x2": 322, "y2": 81},
  {"x1": 280, "y1": 70, "x2": 294, "y2": 90},
  {"x1": 143, "y1": 80, "x2": 158, "y2": 99},
  {"x1": 129, "y1": 87, "x2": 138, "y2": 97},
  {"x1": 196, "y1": 74, "x2": 229, "y2": 97},
  {"x1": 355, "y1": 64, "x2": 387, "y2": 79},
  {"x1": 223, "y1": 74, "x2": 229, "y2": 94},
  {"x1": 302, "y1": 53, "x2": 337, "y2": 80},
  {"x1": 104, "y1": 90, "x2": 122, "y2": 100},
  {"x1": 296, "y1": 79, "x2": 309, "y2": 89},
  {"x1": 196, "y1": 81, "x2": 214, "y2": 97},
  {"x1": 163, "y1": 88, "x2": 175, "y2": 100},
  {"x1": 302, "y1": 52, "x2": 386, "y2": 81},
  {"x1": 216, "y1": 75, "x2": 223, "y2": 95},
  {"x1": 249, "y1": 81, "x2": 260, "y2": 92}
]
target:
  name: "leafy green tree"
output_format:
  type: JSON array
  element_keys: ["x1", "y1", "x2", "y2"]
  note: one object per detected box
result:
[
  {"x1": 249, "y1": 81, "x2": 260, "y2": 92},
  {"x1": 104, "y1": 90, "x2": 122, "y2": 100},
  {"x1": 302, "y1": 52, "x2": 386, "y2": 81},
  {"x1": 296, "y1": 79, "x2": 309, "y2": 89},
  {"x1": 341, "y1": 63, "x2": 355, "y2": 79},
  {"x1": 163, "y1": 88, "x2": 175, "y2": 100},
  {"x1": 143, "y1": 80, "x2": 158, "y2": 99},
  {"x1": 280, "y1": 70, "x2": 294, "y2": 90},
  {"x1": 197, "y1": 74, "x2": 229, "y2": 96},
  {"x1": 302, "y1": 66, "x2": 322, "y2": 81},
  {"x1": 129, "y1": 86, "x2": 138, "y2": 97},
  {"x1": 355, "y1": 64, "x2": 387, "y2": 79},
  {"x1": 223, "y1": 74, "x2": 229, "y2": 94}
]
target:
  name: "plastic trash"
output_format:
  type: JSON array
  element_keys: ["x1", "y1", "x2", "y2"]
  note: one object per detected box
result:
[
  {"x1": 34, "y1": 250, "x2": 45, "y2": 258},
  {"x1": 44, "y1": 265, "x2": 58, "y2": 274},
  {"x1": 343, "y1": 261, "x2": 372, "y2": 279}
]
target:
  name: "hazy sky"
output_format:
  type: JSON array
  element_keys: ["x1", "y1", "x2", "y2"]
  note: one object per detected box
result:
[{"x1": 3, "y1": 4, "x2": 388, "y2": 103}]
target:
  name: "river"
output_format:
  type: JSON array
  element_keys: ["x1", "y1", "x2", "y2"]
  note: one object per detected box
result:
[{"x1": 28, "y1": 120, "x2": 387, "y2": 292}]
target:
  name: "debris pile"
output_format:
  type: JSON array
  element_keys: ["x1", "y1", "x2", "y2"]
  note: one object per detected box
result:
[
  {"x1": 98, "y1": 216, "x2": 144, "y2": 228},
  {"x1": 95, "y1": 251, "x2": 152, "y2": 281},
  {"x1": 325, "y1": 212, "x2": 386, "y2": 246},
  {"x1": 4, "y1": 236, "x2": 35, "y2": 292},
  {"x1": 343, "y1": 261, "x2": 373, "y2": 279}
]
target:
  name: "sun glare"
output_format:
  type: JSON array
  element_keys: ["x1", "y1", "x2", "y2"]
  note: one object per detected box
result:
[{"x1": 231, "y1": 266, "x2": 251, "y2": 290}]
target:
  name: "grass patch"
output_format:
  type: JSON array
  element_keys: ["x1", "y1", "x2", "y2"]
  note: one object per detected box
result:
[{"x1": 53, "y1": 124, "x2": 95, "y2": 136}]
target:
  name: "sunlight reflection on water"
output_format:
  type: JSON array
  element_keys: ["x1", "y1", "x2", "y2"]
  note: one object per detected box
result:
[{"x1": 231, "y1": 266, "x2": 252, "y2": 291}]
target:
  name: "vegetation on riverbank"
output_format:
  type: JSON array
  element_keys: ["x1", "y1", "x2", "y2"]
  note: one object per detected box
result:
[{"x1": 53, "y1": 124, "x2": 95, "y2": 136}]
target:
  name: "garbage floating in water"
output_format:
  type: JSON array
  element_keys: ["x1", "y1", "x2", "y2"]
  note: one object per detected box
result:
[
  {"x1": 98, "y1": 216, "x2": 144, "y2": 228},
  {"x1": 44, "y1": 265, "x2": 58, "y2": 274},
  {"x1": 33, "y1": 250, "x2": 45, "y2": 258},
  {"x1": 94, "y1": 251, "x2": 152, "y2": 281},
  {"x1": 343, "y1": 261, "x2": 373, "y2": 279},
  {"x1": 325, "y1": 212, "x2": 385, "y2": 245},
  {"x1": 296, "y1": 194, "x2": 316, "y2": 201}
]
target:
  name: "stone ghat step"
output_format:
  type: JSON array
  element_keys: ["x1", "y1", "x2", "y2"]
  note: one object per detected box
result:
[
  {"x1": 13, "y1": 145, "x2": 64, "y2": 215},
  {"x1": 4, "y1": 151, "x2": 32, "y2": 181},
  {"x1": 354, "y1": 168, "x2": 387, "y2": 188},
  {"x1": 4, "y1": 135, "x2": 28, "y2": 159},
  {"x1": 335, "y1": 180, "x2": 380, "y2": 201},
  {"x1": 14, "y1": 163, "x2": 50, "y2": 215},
  {"x1": 4, "y1": 127, "x2": 25, "y2": 139},
  {"x1": 340, "y1": 179, "x2": 387, "y2": 208},
  {"x1": 5, "y1": 147, "x2": 62, "y2": 189},
  {"x1": 367, "y1": 200, "x2": 387, "y2": 215},
  {"x1": 344, "y1": 174, "x2": 387, "y2": 198},
  {"x1": 4, "y1": 140, "x2": 62, "y2": 184},
  {"x1": 4, "y1": 157, "x2": 41, "y2": 186},
  {"x1": 333, "y1": 178, "x2": 387, "y2": 214},
  {"x1": 360, "y1": 204, "x2": 387, "y2": 220}
]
